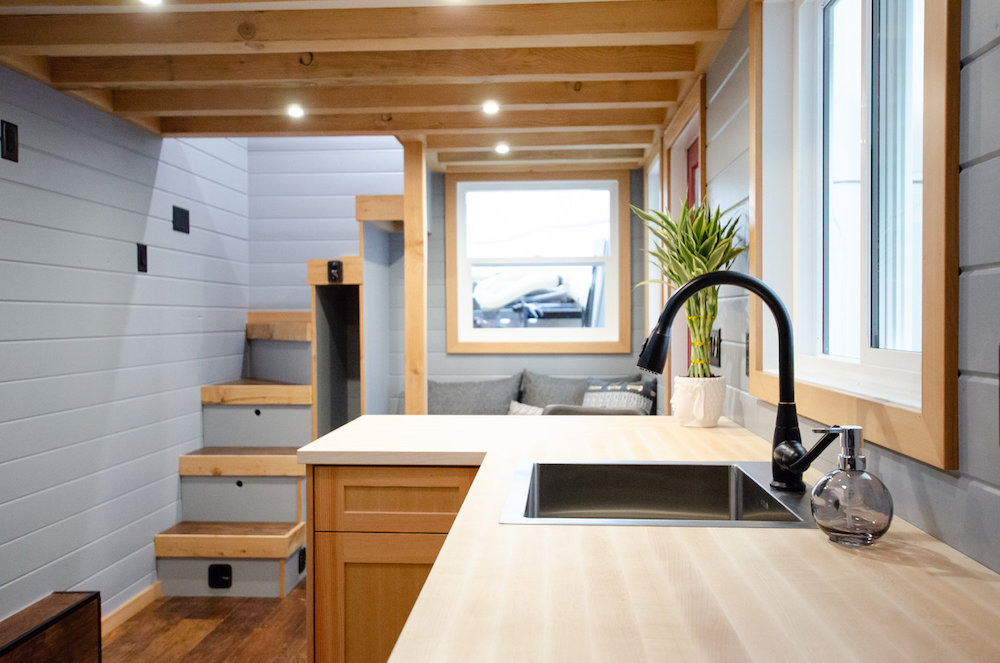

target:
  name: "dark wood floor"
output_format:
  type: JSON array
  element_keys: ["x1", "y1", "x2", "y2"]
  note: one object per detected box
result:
[{"x1": 102, "y1": 581, "x2": 306, "y2": 663}]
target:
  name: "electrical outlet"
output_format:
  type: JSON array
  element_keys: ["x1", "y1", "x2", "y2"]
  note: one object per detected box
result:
[
  {"x1": 327, "y1": 260, "x2": 343, "y2": 283},
  {"x1": 709, "y1": 328, "x2": 722, "y2": 367},
  {"x1": 208, "y1": 563, "x2": 232, "y2": 589},
  {"x1": 137, "y1": 243, "x2": 148, "y2": 272},
  {"x1": 1, "y1": 120, "x2": 18, "y2": 162},
  {"x1": 172, "y1": 205, "x2": 190, "y2": 233}
]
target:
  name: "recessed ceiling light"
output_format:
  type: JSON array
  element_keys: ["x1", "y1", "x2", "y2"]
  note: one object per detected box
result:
[
  {"x1": 495, "y1": 142, "x2": 510, "y2": 155},
  {"x1": 140, "y1": 0, "x2": 163, "y2": 6},
  {"x1": 286, "y1": 103, "x2": 305, "y2": 119},
  {"x1": 482, "y1": 100, "x2": 500, "y2": 115}
]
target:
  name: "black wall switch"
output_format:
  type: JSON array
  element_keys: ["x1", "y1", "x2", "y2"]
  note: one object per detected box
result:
[
  {"x1": 1, "y1": 120, "x2": 18, "y2": 162},
  {"x1": 709, "y1": 328, "x2": 722, "y2": 367},
  {"x1": 208, "y1": 563, "x2": 233, "y2": 589},
  {"x1": 137, "y1": 243, "x2": 148, "y2": 272},
  {"x1": 327, "y1": 260, "x2": 343, "y2": 283},
  {"x1": 172, "y1": 205, "x2": 190, "y2": 233}
]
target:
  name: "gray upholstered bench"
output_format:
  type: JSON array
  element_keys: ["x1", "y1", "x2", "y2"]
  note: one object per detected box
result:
[{"x1": 427, "y1": 370, "x2": 657, "y2": 416}]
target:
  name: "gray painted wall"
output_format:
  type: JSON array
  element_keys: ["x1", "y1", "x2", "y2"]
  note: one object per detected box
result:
[
  {"x1": 0, "y1": 67, "x2": 249, "y2": 618},
  {"x1": 247, "y1": 136, "x2": 404, "y2": 310},
  {"x1": 707, "y1": 5, "x2": 1000, "y2": 573}
]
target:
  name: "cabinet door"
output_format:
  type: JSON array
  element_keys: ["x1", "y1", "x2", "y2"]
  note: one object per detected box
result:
[
  {"x1": 313, "y1": 466, "x2": 477, "y2": 533},
  {"x1": 313, "y1": 532, "x2": 446, "y2": 663}
]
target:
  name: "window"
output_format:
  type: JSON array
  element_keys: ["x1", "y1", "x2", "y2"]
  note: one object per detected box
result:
[
  {"x1": 767, "y1": 0, "x2": 923, "y2": 407},
  {"x1": 752, "y1": 0, "x2": 959, "y2": 470},
  {"x1": 445, "y1": 172, "x2": 631, "y2": 354}
]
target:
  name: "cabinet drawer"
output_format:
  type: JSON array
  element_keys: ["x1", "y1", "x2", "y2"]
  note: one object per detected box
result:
[{"x1": 312, "y1": 465, "x2": 477, "y2": 533}]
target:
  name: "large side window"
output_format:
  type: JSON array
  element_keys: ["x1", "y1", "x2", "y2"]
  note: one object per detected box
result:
[
  {"x1": 771, "y1": 0, "x2": 923, "y2": 407},
  {"x1": 445, "y1": 172, "x2": 631, "y2": 354},
  {"x1": 753, "y1": 0, "x2": 958, "y2": 469}
]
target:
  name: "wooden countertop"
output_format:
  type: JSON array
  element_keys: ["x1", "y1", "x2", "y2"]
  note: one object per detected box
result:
[{"x1": 298, "y1": 415, "x2": 1000, "y2": 662}]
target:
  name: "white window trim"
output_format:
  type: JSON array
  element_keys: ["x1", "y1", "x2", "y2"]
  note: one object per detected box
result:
[{"x1": 761, "y1": 0, "x2": 920, "y2": 408}]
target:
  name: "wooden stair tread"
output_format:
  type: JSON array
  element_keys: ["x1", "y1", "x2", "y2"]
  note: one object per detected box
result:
[
  {"x1": 155, "y1": 521, "x2": 306, "y2": 559},
  {"x1": 246, "y1": 311, "x2": 313, "y2": 342},
  {"x1": 201, "y1": 379, "x2": 311, "y2": 405},
  {"x1": 180, "y1": 446, "x2": 304, "y2": 477},
  {"x1": 186, "y1": 446, "x2": 300, "y2": 456}
]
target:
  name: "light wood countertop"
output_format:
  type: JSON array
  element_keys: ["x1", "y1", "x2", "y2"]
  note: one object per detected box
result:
[{"x1": 298, "y1": 415, "x2": 1000, "y2": 662}]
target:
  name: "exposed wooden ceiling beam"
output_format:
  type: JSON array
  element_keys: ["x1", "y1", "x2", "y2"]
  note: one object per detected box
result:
[
  {"x1": 158, "y1": 107, "x2": 667, "y2": 136},
  {"x1": 441, "y1": 160, "x2": 645, "y2": 174},
  {"x1": 0, "y1": 2, "x2": 721, "y2": 56},
  {"x1": 48, "y1": 45, "x2": 697, "y2": 88},
  {"x1": 436, "y1": 147, "x2": 646, "y2": 164},
  {"x1": 425, "y1": 129, "x2": 656, "y2": 151},
  {"x1": 112, "y1": 80, "x2": 678, "y2": 116},
  {"x1": 0, "y1": 0, "x2": 749, "y2": 171}
]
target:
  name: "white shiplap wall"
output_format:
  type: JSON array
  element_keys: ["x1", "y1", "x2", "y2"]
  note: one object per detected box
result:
[
  {"x1": 0, "y1": 66, "x2": 249, "y2": 619},
  {"x1": 708, "y1": 4, "x2": 1000, "y2": 572},
  {"x1": 247, "y1": 136, "x2": 404, "y2": 310}
]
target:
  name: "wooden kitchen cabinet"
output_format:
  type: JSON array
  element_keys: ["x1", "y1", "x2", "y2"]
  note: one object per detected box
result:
[{"x1": 307, "y1": 465, "x2": 478, "y2": 663}]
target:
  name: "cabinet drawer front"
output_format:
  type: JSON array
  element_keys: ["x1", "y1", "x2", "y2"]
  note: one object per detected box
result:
[{"x1": 313, "y1": 466, "x2": 477, "y2": 533}]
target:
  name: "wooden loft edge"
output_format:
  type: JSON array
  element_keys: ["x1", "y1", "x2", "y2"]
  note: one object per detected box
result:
[
  {"x1": 356, "y1": 195, "x2": 404, "y2": 233},
  {"x1": 246, "y1": 311, "x2": 313, "y2": 342},
  {"x1": 154, "y1": 521, "x2": 306, "y2": 559},
  {"x1": 306, "y1": 256, "x2": 362, "y2": 286},
  {"x1": 201, "y1": 380, "x2": 312, "y2": 405}
]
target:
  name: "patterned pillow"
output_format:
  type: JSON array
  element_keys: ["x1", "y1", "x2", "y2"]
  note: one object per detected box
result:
[
  {"x1": 508, "y1": 400, "x2": 543, "y2": 415},
  {"x1": 582, "y1": 378, "x2": 657, "y2": 414},
  {"x1": 520, "y1": 370, "x2": 643, "y2": 407}
]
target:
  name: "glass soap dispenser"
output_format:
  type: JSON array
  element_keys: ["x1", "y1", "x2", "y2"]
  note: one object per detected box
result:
[{"x1": 810, "y1": 426, "x2": 893, "y2": 546}]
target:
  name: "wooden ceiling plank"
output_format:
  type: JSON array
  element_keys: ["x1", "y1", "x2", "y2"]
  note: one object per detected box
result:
[
  {"x1": 436, "y1": 147, "x2": 646, "y2": 163},
  {"x1": 112, "y1": 80, "x2": 679, "y2": 116},
  {"x1": 426, "y1": 130, "x2": 655, "y2": 151},
  {"x1": 443, "y1": 161, "x2": 644, "y2": 174},
  {"x1": 48, "y1": 45, "x2": 697, "y2": 88},
  {"x1": 158, "y1": 107, "x2": 666, "y2": 136},
  {"x1": 0, "y1": 1, "x2": 718, "y2": 56}
]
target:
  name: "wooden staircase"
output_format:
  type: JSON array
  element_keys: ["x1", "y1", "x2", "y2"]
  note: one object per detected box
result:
[{"x1": 155, "y1": 311, "x2": 312, "y2": 598}]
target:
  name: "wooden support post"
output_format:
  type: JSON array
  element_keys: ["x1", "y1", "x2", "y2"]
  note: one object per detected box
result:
[{"x1": 402, "y1": 141, "x2": 428, "y2": 414}]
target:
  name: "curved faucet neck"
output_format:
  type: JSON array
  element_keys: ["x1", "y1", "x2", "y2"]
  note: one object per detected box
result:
[
  {"x1": 649, "y1": 271, "x2": 795, "y2": 404},
  {"x1": 640, "y1": 271, "x2": 805, "y2": 491}
]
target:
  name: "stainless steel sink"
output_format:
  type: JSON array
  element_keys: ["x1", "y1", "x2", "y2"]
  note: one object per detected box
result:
[{"x1": 500, "y1": 461, "x2": 814, "y2": 528}]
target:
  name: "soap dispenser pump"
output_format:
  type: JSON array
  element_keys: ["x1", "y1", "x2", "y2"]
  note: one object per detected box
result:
[{"x1": 810, "y1": 426, "x2": 893, "y2": 546}]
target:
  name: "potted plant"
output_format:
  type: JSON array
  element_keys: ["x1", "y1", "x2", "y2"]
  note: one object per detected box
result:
[{"x1": 632, "y1": 200, "x2": 747, "y2": 426}]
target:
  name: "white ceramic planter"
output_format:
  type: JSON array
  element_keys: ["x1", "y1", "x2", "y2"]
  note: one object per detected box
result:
[{"x1": 671, "y1": 376, "x2": 726, "y2": 427}]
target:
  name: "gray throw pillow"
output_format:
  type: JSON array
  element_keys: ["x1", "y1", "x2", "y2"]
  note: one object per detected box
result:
[
  {"x1": 520, "y1": 370, "x2": 642, "y2": 407},
  {"x1": 427, "y1": 373, "x2": 522, "y2": 415}
]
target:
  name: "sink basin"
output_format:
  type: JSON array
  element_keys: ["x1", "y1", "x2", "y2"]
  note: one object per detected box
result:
[{"x1": 500, "y1": 461, "x2": 814, "y2": 528}]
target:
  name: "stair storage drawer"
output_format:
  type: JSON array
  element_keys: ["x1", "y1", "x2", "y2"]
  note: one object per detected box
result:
[
  {"x1": 202, "y1": 404, "x2": 313, "y2": 446},
  {"x1": 312, "y1": 466, "x2": 477, "y2": 533}
]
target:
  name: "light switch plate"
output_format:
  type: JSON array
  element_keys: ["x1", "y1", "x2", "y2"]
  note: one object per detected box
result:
[
  {"x1": 172, "y1": 205, "x2": 190, "y2": 233},
  {"x1": 1, "y1": 120, "x2": 18, "y2": 162}
]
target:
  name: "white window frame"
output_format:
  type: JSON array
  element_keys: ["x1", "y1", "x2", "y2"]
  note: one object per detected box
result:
[
  {"x1": 760, "y1": 0, "x2": 921, "y2": 409},
  {"x1": 445, "y1": 171, "x2": 631, "y2": 355}
]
